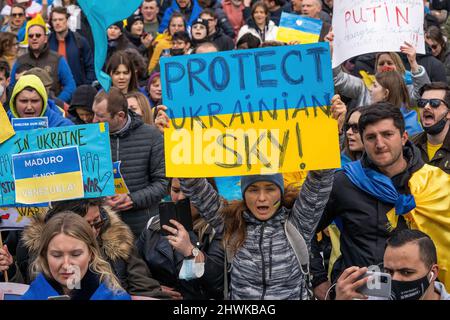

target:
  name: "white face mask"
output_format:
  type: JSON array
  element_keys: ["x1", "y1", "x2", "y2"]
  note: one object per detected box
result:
[{"x1": 179, "y1": 259, "x2": 205, "y2": 280}]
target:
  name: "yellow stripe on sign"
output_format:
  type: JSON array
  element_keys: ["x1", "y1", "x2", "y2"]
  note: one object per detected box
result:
[
  {"x1": 276, "y1": 27, "x2": 320, "y2": 44},
  {"x1": 0, "y1": 102, "x2": 15, "y2": 143},
  {"x1": 165, "y1": 107, "x2": 340, "y2": 177},
  {"x1": 15, "y1": 171, "x2": 84, "y2": 204}
]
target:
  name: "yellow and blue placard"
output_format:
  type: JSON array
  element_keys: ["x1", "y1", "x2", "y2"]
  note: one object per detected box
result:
[
  {"x1": 276, "y1": 12, "x2": 322, "y2": 44},
  {"x1": 12, "y1": 146, "x2": 84, "y2": 204},
  {"x1": 160, "y1": 43, "x2": 340, "y2": 177},
  {"x1": 0, "y1": 123, "x2": 114, "y2": 206},
  {"x1": 113, "y1": 161, "x2": 129, "y2": 194},
  {"x1": 0, "y1": 102, "x2": 15, "y2": 144},
  {"x1": 12, "y1": 117, "x2": 49, "y2": 131}
]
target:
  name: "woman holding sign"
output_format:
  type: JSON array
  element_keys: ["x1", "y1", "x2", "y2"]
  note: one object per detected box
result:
[{"x1": 22, "y1": 212, "x2": 131, "y2": 300}]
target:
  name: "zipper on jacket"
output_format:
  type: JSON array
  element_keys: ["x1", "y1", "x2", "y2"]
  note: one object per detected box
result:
[
  {"x1": 268, "y1": 236, "x2": 273, "y2": 280},
  {"x1": 259, "y1": 222, "x2": 267, "y2": 300},
  {"x1": 116, "y1": 137, "x2": 120, "y2": 161}
]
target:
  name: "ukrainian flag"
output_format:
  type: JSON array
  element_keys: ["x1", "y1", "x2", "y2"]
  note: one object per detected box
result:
[
  {"x1": 277, "y1": 12, "x2": 322, "y2": 44},
  {"x1": 12, "y1": 146, "x2": 84, "y2": 204}
]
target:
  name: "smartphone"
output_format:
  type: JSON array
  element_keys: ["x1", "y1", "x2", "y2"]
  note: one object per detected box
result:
[
  {"x1": 48, "y1": 295, "x2": 71, "y2": 300},
  {"x1": 159, "y1": 198, "x2": 193, "y2": 236},
  {"x1": 356, "y1": 271, "x2": 392, "y2": 298}
]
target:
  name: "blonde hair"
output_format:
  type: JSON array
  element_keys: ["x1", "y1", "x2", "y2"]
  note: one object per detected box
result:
[
  {"x1": 30, "y1": 212, "x2": 124, "y2": 293},
  {"x1": 126, "y1": 92, "x2": 154, "y2": 125}
]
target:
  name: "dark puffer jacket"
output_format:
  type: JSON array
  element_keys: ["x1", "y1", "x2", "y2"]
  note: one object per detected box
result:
[
  {"x1": 313, "y1": 142, "x2": 424, "y2": 284},
  {"x1": 180, "y1": 170, "x2": 334, "y2": 300},
  {"x1": 411, "y1": 129, "x2": 450, "y2": 174},
  {"x1": 109, "y1": 111, "x2": 168, "y2": 238}
]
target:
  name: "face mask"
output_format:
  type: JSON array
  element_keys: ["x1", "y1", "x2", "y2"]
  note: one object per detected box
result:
[
  {"x1": 170, "y1": 48, "x2": 185, "y2": 56},
  {"x1": 390, "y1": 273, "x2": 432, "y2": 300},
  {"x1": 179, "y1": 259, "x2": 205, "y2": 280},
  {"x1": 423, "y1": 112, "x2": 448, "y2": 135}
]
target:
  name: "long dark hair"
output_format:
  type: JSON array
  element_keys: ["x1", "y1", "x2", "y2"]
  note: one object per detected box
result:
[
  {"x1": 106, "y1": 50, "x2": 139, "y2": 93},
  {"x1": 342, "y1": 107, "x2": 365, "y2": 161}
]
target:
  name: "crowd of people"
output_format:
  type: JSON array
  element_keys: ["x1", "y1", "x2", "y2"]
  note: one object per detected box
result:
[{"x1": 0, "y1": 0, "x2": 450, "y2": 301}]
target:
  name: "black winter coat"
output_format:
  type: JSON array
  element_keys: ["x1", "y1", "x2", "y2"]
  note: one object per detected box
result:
[
  {"x1": 136, "y1": 215, "x2": 224, "y2": 300},
  {"x1": 109, "y1": 111, "x2": 168, "y2": 238}
]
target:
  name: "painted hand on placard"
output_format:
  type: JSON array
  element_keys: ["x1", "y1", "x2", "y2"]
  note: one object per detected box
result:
[
  {"x1": 81, "y1": 152, "x2": 112, "y2": 194},
  {"x1": 0, "y1": 154, "x2": 12, "y2": 177}
]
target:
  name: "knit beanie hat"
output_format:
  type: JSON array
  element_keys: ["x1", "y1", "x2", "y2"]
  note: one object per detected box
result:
[
  {"x1": 111, "y1": 20, "x2": 124, "y2": 32},
  {"x1": 241, "y1": 174, "x2": 284, "y2": 197},
  {"x1": 191, "y1": 18, "x2": 209, "y2": 34},
  {"x1": 126, "y1": 14, "x2": 144, "y2": 32},
  {"x1": 70, "y1": 85, "x2": 98, "y2": 110}
]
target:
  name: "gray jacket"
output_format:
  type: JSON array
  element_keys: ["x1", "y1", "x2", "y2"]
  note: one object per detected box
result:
[
  {"x1": 110, "y1": 111, "x2": 168, "y2": 238},
  {"x1": 333, "y1": 65, "x2": 430, "y2": 107},
  {"x1": 180, "y1": 170, "x2": 334, "y2": 300}
]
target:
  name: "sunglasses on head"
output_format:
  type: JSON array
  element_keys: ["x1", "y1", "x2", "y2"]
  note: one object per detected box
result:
[
  {"x1": 345, "y1": 123, "x2": 359, "y2": 133},
  {"x1": 417, "y1": 98, "x2": 448, "y2": 109},
  {"x1": 29, "y1": 33, "x2": 43, "y2": 39}
]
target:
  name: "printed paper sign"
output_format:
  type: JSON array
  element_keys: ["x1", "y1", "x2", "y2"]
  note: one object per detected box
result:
[
  {"x1": 332, "y1": 0, "x2": 425, "y2": 68},
  {"x1": 113, "y1": 161, "x2": 129, "y2": 194},
  {"x1": 277, "y1": 12, "x2": 322, "y2": 44},
  {"x1": 12, "y1": 117, "x2": 49, "y2": 131},
  {"x1": 160, "y1": 43, "x2": 341, "y2": 177},
  {"x1": 12, "y1": 146, "x2": 84, "y2": 204}
]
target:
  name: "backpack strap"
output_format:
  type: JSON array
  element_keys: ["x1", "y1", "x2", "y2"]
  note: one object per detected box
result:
[{"x1": 284, "y1": 214, "x2": 310, "y2": 275}]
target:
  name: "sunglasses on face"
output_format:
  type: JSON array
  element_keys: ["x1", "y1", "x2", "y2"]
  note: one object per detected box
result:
[
  {"x1": 29, "y1": 33, "x2": 43, "y2": 39},
  {"x1": 431, "y1": 44, "x2": 439, "y2": 50},
  {"x1": 345, "y1": 123, "x2": 359, "y2": 134},
  {"x1": 12, "y1": 13, "x2": 24, "y2": 17},
  {"x1": 417, "y1": 98, "x2": 448, "y2": 109}
]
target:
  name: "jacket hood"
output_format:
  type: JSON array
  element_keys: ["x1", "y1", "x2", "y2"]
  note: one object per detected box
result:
[
  {"x1": 22, "y1": 207, "x2": 134, "y2": 261},
  {"x1": 110, "y1": 110, "x2": 144, "y2": 138},
  {"x1": 9, "y1": 74, "x2": 48, "y2": 117}
]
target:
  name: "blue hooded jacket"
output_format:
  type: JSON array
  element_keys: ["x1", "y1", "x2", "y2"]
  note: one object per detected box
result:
[
  {"x1": 158, "y1": 0, "x2": 203, "y2": 33},
  {"x1": 21, "y1": 273, "x2": 131, "y2": 300}
]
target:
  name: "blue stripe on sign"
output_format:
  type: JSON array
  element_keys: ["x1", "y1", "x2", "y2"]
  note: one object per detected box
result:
[
  {"x1": 279, "y1": 13, "x2": 322, "y2": 35},
  {"x1": 12, "y1": 146, "x2": 81, "y2": 180}
]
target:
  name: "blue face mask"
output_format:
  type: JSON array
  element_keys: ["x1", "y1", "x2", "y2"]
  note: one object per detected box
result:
[{"x1": 179, "y1": 259, "x2": 205, "y2": 280}]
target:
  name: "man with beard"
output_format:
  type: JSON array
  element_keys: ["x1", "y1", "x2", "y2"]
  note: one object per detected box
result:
[
  {"x1": 310, "y1": 103, "x2": 450, "y2": 298},
  {"x1": 9, "y1": 17, "x2": 76, "y2": 103},
  {"x1": 411, "y1": 82, "x2": 450, "y2": 174}
]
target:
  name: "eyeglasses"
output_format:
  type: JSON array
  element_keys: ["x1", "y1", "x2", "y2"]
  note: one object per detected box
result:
[
  {"x1": 12, "y1": 13, "x2": 24, "y2": 17},
  {"x1": 345, "y1": 123, "x2": 359, "y2": 133},
  {"x1": 417, "y1": 98, "x2": 448, "y2": 109},
  {"x1": 89, "y1": 218, "x2": 106, "y2": 230},
  {"x1": 28, "y1": 33, "x2": 43, "y2": 39}
]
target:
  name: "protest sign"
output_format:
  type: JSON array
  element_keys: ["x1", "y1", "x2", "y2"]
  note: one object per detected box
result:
[
  {"x1": 160, "y1": 43, "x2": 340, "y2": 177},
  {"x1": 0, "y1": 206, "x2": 46, "y2": 231},
  {"x1": 113, "y1": 161, "x2": 129, "y2": 194},
  {"x1": 332, "y1": 0, "x2": 425, "y2": 68},
  {"x1": 12, "y1": 117, "x2": 49, "y2": 131},
  {"x1": 12, "y1": 146, "x2": 84, "y2": 204},
  {"x1": 0, "y1": 123, "x2": 114, "y2": 206},
  {"x1": 0, "y1": 103, "x2": 15, "y2": 144},
  {"x1": 277, "y1": 12, "x2": 322, "y2": 44}
]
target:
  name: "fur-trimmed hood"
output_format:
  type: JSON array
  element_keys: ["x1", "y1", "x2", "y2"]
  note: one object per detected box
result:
[{"x1": 22, "y1": 207, "x2": 135, "y2": 262}]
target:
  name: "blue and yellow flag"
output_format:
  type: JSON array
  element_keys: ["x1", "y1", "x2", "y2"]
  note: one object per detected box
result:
[
  {"x1": 12, "y1": 146, "x2": 84, "y2": 204},
  {"x1": 0, "y1": 102, "x2": 15, "y2": 144},
  {"x1": 277, "y1": 12, "x2": 322, "y2": 44}
]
